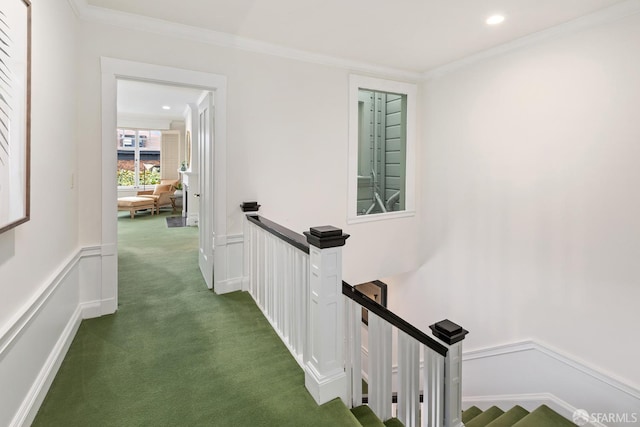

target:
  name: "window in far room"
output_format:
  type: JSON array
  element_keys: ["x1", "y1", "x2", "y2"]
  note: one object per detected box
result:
[{"x1": 116, "y1": 129, "x2": 162, "y2": 188}]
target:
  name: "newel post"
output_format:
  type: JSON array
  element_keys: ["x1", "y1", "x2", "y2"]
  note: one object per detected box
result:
[
  {"x1": 241, "y1": 202, "x2": 260, "y2": 292},
  {"x1": 303, "y1": 226, "x2": 350, "y2": 405},
  {"x1": 430, "y1": 319, "x2": 469, "y2": 427}
]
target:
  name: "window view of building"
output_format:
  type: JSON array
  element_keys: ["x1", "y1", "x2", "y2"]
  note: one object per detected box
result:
[{"x1": 117, "y1": 129, "x2": 162, "y2": 187}]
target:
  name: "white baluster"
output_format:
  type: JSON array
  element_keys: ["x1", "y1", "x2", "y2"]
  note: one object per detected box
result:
[
  {"x1": 423, "y1": 348, "x2": 444, "y2": 427},
  {"x1": 345, "y1": 298, "x2": 362, "y2": 408},
  {"x1": 369, "y1": 311, "x2": 392, "y2": 421},
  {"x1": 398, "y1": 331, "x2": 420, "y2": 427},
  {"x1": 250, "y1": 224, "x2": 257, "y2": 298}
]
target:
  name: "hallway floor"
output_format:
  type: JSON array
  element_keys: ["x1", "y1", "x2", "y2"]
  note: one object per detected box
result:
[{"x1": 32, "y1": 211, "x2": 358, "y2": 426}]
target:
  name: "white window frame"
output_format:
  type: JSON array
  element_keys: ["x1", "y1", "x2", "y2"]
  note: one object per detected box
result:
[
  {"x1": 347, "y1": 74, "x2": 417, "y2": 224},
  {"x1": 117, "y1": 128, "x2": 161, "y2": 189}
]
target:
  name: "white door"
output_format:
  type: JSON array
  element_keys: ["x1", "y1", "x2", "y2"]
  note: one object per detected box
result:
[{"x1": 198, "y1": 93, "x2": 215, "y2": 289}]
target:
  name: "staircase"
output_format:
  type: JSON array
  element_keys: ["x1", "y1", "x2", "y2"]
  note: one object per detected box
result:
[
  {"x1": 351, "y1": 405, "x2": 404, "y2": 427},
  {"x1": 462, "y1": 405, "x2": 577, "y2": 427},
  {"x1": 347, "y1": 404, "x2": 577, "y2": 427}
]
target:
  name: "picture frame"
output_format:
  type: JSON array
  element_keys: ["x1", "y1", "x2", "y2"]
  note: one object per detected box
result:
[
  {"x1": 0, "y1": 0, "x2": 31, "y2": 234},
  {"x1": 354, "y1": 280, "x2": 388, "y2": 325}
]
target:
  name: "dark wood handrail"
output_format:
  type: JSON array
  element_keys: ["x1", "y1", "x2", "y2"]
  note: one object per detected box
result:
[
  {"x1": 246, "y1": 214, "x2": 310, "y2": 254},
  {"x1": 342, "y1": 281, "x2": 448, "y2": 357}
]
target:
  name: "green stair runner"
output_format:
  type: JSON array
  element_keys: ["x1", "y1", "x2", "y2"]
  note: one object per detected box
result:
[
  {"x1": 351, "y1": 405, "x2": 405, "y2": 427},
  {"x1": 464, "y1": 404, "x2": 577, "y2": 427},
  {"x1": 466, "y1": 406, "x2": 505, "y2": 427},
  {"x1": 486, "y1": 405, "x2": 530, "y2": 427}
]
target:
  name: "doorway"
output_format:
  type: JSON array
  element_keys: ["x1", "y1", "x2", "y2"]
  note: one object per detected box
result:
[{"x1": 100, "y1": 58, "x2": 228, "y2": 315}]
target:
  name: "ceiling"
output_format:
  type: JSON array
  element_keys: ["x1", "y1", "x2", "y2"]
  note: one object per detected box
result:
[
  {"x1": 89, "y1": 0, "x2": 629, "y2": 73},
  {"x1": 117, "y1": 80, "x2": 206, "y2": 122}
]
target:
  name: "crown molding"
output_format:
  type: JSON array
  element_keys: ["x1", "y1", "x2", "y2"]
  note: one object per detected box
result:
[
  {"x1": 67, "y1": 0, "x2": 422, "y2": 82},
  {"x1": 423, "y1": 0, "x2": 640, "y2": 80},
  {"x1": 68, "y1": 0, "x2": 640, "y2": 83}
]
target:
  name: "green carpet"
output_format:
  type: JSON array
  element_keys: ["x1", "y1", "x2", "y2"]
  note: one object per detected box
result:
[
  {"x1": 464, "y1": 404, "x2": 576, "y2": 427},
  {"x1": 351, "y1": 405, "x2": 386, "y2": 427},
  {"x1": 33, "y1": 211, "x2": 359, "y2": 427}
]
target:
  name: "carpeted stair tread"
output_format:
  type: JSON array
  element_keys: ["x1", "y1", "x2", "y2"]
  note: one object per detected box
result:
[
  {"x1": 463, "y1": 406, "x2": 484, "y2": 424},
  {"x1": 486, "y1": 405, "x2": 530, "y2": 427},
  {"x1": 383, "y1": 417, "x2": 404, "y2": 427},
  {"x1": 351, "y1": 405, "x2": 386, "y2": 427},
  {"x1": 465, "y1": 406, "x2": 505, "y2": 427},
  {"x1": 512, "y1": 405, "x2": 577, "y2": 427}
]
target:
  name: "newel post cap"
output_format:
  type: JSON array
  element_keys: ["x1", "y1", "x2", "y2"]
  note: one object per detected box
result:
[
  {"x1": 429, "y1": 319, "x2": 469, "y2": 345},
  {"x1": 303, "y1": 226, "x2": 350, "y2": 249},
  {"x1": 240, "y1": 201, "x2": 261, "y2": 212}
]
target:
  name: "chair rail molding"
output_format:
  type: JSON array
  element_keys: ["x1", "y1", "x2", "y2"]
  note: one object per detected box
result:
[{"x1": 0, "y1": 245, "x2": 112, "y2": 427}]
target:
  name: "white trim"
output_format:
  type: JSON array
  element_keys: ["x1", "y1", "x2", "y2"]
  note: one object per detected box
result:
[
  {"x1": 347, "y1": 75, "x2": 417, "y2": 224},
  {"x1": 68, "y1": 0, "x2": 640, "y2": 82},
  {"x1": 347, "y1": 210, "x2": 416, "y2": 225},
  {"x1": 227, "y1": 234, "x2": 244, "y2": 245},
  {"x1": 0, "y1": 250, "x2": 81, "y2": 359},
  {"x1": 100, "y1": 57, "x2": 228, "y2": 307},
  {"x1": 423, "y1": 0, "x2": 640, "y2": 80},
  {"x1": 67, "y1": 0, "x2": 421, "y2": 82},
  {"x1": 1, "y1": 246, "x2": 111, "y2": 427},
  {"x1": 463, "y1": 340, "x2": 640, "y2": 400},
  {"x1": 214, "y1": 277, "x2": 243, "y2": 294},
  {"x1": 11, "y1": 307, "x2": 83, "y2": 427}
]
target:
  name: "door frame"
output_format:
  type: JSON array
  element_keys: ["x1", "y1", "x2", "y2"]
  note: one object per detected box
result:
[{"x1": 100, "y1": 57, "x2": 228, "y2": 314}]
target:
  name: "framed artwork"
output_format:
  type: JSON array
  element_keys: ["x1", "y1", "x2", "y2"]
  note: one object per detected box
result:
[
  {"x1": 0, "y1": 0, "x2": 31, "y2": 234},
  {"x1": 354, "y1": 280, "x2": 388, "y2": 325}
]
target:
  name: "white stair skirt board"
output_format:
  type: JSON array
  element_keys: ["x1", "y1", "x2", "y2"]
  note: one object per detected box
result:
[
  {"x1": 358, "y1": 339, "x2": 640, "y2": 427},
  {"x1": 0, "y1": 246, "x2": 110, "y2": 427}
]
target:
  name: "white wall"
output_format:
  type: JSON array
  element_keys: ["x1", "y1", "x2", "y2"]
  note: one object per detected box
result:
[
  {"x1": 0, "y1": 0, "x2": 78, "y2": 342},
  {"x1": 0, "y1": 0, "x2": 80, "y2": 424},
  {"x1": 389, "y1": 11, "x2": 640, "y2": 397},
  {"x1": 75, "y1": 20, "x2": 424, "y2": 284}
]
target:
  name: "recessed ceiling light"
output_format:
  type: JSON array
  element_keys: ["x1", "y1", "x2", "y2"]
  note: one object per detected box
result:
[
  {"x1": 486, "y1": 14, "x2": 505, "y2": 26},
  {"x1": 162, "y1": 105, "x2": 171, "y2": 110}
]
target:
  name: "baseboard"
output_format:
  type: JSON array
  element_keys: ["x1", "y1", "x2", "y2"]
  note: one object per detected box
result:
[
  {"x1": 0, "y1": 246, "x2": 112, "y2": 427},
  {"x1": 214, "y1": 277, "x2": 243, "y2": 294},
  {"x1": 80, "y1": 299, "x2": 106, "y2": 319},
  {"x1": 11, "y1": 306, "x2": 83, "y2": 427}
]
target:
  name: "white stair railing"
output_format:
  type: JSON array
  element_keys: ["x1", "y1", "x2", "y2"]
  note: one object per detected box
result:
[
  {"x1": 241, "y1": 205, "x2": 467, "y2": 426},
  {"x1": 243, "y1": 212, "x2": 310, "y2": 368},
  {"x1": 242, "y1": 207, "x2": 350, "y2": 405},
  {"x1": 342, "y1": 284, "x2": 468, "y2": 427}
]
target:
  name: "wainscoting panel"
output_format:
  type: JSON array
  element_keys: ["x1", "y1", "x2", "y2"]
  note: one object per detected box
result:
[
  {"x1": 214, "y1": 233, "x2": 244, "y2": 295},
  {"x1": 0, "y1": 246, "x2": 108, "y2": 427},
  {"x1": 462, "y1": 341, "x2": 640, "y2": 427}
]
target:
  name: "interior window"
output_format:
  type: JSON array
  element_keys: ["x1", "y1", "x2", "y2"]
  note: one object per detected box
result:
[{"x1": 348, "y1": 76, "x2": 416, "y2": 223}]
